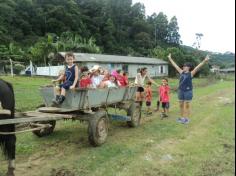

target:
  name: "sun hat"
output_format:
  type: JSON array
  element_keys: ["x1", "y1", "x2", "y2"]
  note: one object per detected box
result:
[{"x1": 89, "y1": 65, "x2": 101, "y2": 72}]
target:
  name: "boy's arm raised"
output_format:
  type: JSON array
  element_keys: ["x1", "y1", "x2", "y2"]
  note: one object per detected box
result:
[
  {"x1": 168, "y1": 53, "x2": 183, "y2": 74},
  {"x1": 191, "y1": 55, "x2": 210, "y2": 77}
]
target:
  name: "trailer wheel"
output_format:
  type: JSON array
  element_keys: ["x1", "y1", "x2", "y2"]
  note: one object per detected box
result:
[
  {"x1": 32, "y1": 120, "x2": 56, "y2": 137},
  {"x1": 88, "y1": 111, "x2": 109, "y2": 147},
  {"x1": 127, "y1": 102, "x2": 141, "y2": 127}
]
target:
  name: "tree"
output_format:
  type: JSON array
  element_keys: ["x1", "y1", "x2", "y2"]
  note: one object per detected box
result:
[
  {"x1": 28, "y1": 34, "x2": 56, "y2": 65},
  {"x1": 167, "y1": 16, "x2": 181, "y2": 45},
  {"x1": 102, "y1": 18, "x2": 116, "y2": 53}
]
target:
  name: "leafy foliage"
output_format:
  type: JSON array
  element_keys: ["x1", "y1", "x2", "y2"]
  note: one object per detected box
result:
[{"x1": 0, "y1": 0, "x2": 234, "y2": 75}]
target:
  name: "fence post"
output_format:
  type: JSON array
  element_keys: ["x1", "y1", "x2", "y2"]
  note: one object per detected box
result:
[
  {"x1": 30, "y1": 60, "x2": 33, "y2": 76},
  {"x1": 48, "y1": 63, "x2": 51, "y2": 76},
  {"x1": 9, "y1": 59, "x2": 14, "y2": 77}
]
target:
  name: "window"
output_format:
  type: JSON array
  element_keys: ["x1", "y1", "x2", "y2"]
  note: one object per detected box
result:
[
  {"x1": 160, "y1": 66, "x2": 164, "y2": 74},
  {"x1": 122, "y1": 64, "x2": 128, "y2": 72}
]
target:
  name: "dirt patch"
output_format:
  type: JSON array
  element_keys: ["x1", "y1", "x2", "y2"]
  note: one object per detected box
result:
[
  {"x1": 217, "y1": 97, "x2": 234, "y2": 105},
  {"x1": 223, "y1": 143, "x2": 235, "y2": 153},
  {"x1": 197, "y1": 159, "x2": 225, "y2": 176},
  {"x1": 50, "y1": 168, "x2": 75, "y2": 176}
]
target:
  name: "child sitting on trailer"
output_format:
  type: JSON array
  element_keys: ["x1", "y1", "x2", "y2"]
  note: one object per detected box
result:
[
  {"x1": 79, "y1": 71, "x2": 92, "y2": 88},
  {"x1": 90, "y1": 65, "x2": 104, "y2": 88},
  {"x1": 52, "y1": 52, "x2": 79, "y2": 105},
  {"x1": 123, "y1": 71, "x2": 129, "y2": 86}
]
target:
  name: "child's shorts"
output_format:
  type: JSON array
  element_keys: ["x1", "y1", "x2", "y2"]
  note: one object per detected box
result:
[
  {"x1": 137, "y1": 87, "x2": 145, "y2": 92},
  {"x1": 162, "y1": 102, "x2": 170, "y2": 109},
  {"x1": 60, "y1": 81, "x2": 73, "y2": 90},
  {"x1": 146, "y1": 101, "x2": 151, "y2": 107},
  {"x1": 178, "y1": 90, "x2": 193, "y2": 101}
]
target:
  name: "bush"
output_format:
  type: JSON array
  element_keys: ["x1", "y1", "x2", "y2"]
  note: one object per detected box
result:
[
  {"x1": 4, "y1": 64, "x2": 25, "y2": 74},
  {"x1": 14, "y1": 64, "x2": 25, "y2": 74}
]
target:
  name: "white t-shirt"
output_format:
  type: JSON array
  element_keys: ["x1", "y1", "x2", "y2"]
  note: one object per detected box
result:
[
  {"x1": 91, "y1": 75, "x2": 104, "y2": 88},
  {"x1": 135, "y1": 73, "x2": 148, "y2": 87},
  {"x1": 105, "y1": 80, "x2": 117, "y2": 88}
]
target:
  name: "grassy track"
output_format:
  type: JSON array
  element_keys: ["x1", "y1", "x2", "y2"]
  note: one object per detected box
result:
[{"x1": 0, "y1": 76, "x2": 234, "y2": 176}]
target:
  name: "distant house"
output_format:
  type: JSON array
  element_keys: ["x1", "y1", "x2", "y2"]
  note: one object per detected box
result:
[
  {"x1": 63, "y1": 52, "x2": 168, "y2": 77},
  {"x1": 210, "y1": 65, "x2": 220, "y2": 73},
  {"x1": 219, "y1": 67, "x2": 235, "y2": 74},
  {"x1": 36, "y1": 52, "x2": 168, "y2": 78}
]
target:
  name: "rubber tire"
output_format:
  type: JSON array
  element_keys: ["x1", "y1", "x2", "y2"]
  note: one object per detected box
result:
[
  {"x1": 127, "y1": 102, "x2": 141, "y2": 127},
  {"x1": 32, "y1": 120, "x2": 56, "y2": 137},
  {"x1": 88, "y1": 111, "x2": 109, "y2": 147}
]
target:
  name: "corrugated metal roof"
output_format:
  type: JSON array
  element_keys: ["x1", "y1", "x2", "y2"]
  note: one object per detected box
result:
[{"x1": 59, "y1": 52, "x2": 167, "y2": 65}]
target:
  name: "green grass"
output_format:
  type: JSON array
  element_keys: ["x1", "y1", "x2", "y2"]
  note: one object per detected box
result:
[
  {"x1": 0, "y1": 76, "x2": 51, "y2": 111},
  {"x1": 0, "y1": 75, "x2": 215, "y2": 111},
  {"x1": 0, "y1": 76, "x2": 235, "y2": 176}
]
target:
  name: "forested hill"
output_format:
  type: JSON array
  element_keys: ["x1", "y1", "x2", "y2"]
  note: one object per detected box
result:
[
  {"x1": 0, "y1": 0, "x2": 234, "y2": 75},
  {"x1": 181, "y1": 46, "x2": 235, "y2": 68},
  {"x1": 210, "y1": 52, "x2": 235, "y2": 68},
  {"x1": 0, "y1": 0, "x2": 181, "y2": 52}
]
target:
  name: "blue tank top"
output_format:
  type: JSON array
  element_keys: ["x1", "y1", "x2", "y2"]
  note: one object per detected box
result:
[
  {"x1": 65, "y1": 65, "x2": 76, "y2": 82},
  {"x1": 179, "y1": 72, "x2": 192, "y2": 91}
]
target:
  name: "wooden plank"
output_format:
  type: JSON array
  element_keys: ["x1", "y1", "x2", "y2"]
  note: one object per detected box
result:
[
  {"x1": 38, "y1": 107, "x2": 79, "y2": 113},
  {"x1": 0, "y1": 112, "x2": 72, "y2": 125},
  {"x1": 0, "y1": 110, "x2": 11, "y2": 115}
]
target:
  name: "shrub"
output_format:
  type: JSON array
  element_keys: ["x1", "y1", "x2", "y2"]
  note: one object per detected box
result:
[{"x1": 14, "y1": 64, "x2": 25, "y2": 74}]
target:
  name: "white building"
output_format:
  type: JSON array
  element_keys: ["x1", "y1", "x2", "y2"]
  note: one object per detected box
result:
[{"x1": 36, "y1": 52, "x2": 169, "y2": 78}]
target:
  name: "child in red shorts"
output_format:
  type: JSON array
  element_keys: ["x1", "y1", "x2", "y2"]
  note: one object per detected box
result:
[
  {"x1": 145, "y1": 81, "x2": 153, "y2": 115},
  {"x1": 159, "y1": 78, "x2": 170, "y2": 119}
]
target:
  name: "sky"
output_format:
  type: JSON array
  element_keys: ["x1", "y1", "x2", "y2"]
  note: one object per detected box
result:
[{"x1": 132, "y1": 0, "x2": 235, "y2": 53}]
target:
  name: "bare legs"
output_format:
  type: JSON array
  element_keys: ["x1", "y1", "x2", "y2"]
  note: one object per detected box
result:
[
  {"x1": 179, "y1": 101, "x2": 191, "y2": 118},
  {"x1": 135, "y1": 92, "x2": 144, "y2": 106},
  {"x1": 179, "y1": 101, "x2": 184, "y2": 117}
]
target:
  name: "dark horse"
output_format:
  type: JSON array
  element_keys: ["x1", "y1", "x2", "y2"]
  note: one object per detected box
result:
[{"x1": 0, "y1": 79, "x2": 16, "y2": 176}]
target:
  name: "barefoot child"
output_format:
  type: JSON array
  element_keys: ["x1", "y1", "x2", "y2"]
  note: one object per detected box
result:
[
  {"x1": 168, "y1": 53, "x2": 210, "y2": 124},
  {"x1": 159, "y1": 78, "x2": 170, "y2": 119},
  {"x1": 145, "y1": 81, "x2": 153, "y2": 115},
  {"x1": 52, "y1": 52, "x2": 79, "y2": 105}
]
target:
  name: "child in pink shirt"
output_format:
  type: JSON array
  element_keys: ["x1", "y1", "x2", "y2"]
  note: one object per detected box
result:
[{"x1": 159, "y1": 78, "x2": 170, "y2": 118}]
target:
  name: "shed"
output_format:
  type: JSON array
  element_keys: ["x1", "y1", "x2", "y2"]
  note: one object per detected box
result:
[{"x1": 58, "y1": 52, "x2": 168, "y2": 78}]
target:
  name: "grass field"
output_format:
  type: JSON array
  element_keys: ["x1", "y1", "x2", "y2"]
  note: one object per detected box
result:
[{"x1": 0, "y1": 76, "x2": 235, "y2": 176}]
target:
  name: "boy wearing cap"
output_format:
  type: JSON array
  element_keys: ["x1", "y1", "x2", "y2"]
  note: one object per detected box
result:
[{"x1": 168, "y1": 53, "x2": 210, "y2": 124}]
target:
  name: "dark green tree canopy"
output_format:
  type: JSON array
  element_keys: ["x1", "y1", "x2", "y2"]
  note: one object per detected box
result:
[{"x1": 0, "y1": 0, "x2": 233, "y2": 75}]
